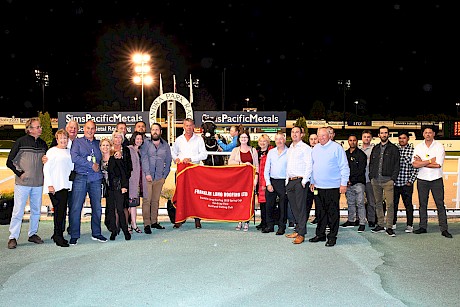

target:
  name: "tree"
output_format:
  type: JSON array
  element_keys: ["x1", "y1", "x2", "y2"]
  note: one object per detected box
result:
[
  {"x1": 294, "y1": 116, "x2": 309, "y2": 143},
  {"x1": 39, "y1": 112, "x2": 54, "y2": 147},
  {"x1": 309, "y1": 100, "x2": 326, "y2": 119}
]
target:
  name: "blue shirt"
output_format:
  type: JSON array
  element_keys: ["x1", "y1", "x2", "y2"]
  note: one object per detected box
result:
[
  {"x1": 70, "y1": 136, "x2": 103, "y2": 182},
  {"x1": 217, "y1": 136, "x2": 237, "y2": 152},
  {"x1": 140, "y1": 137, "x2": 172, "y2": 180},
  {"x1": 264, "y1": 146, "x2": 288, "y2": 186}
]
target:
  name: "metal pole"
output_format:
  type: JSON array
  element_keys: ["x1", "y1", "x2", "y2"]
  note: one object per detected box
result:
[
  {"x1": 141, "y1": 61, "x2": 144, "y2": 112},
  {"x1": 42, "y1": 82, "x2": 45, "y2": 112},
  {"x1": 342, "y1": 86, "x2": 346, "y2": 129}
]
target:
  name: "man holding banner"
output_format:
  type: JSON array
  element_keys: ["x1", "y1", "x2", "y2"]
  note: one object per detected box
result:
[{"x1": 171, "y1": 118, "x2": 208, "y2": 228}]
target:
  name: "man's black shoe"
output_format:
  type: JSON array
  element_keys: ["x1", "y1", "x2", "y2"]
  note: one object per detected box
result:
[
  {"x1": 276, "y1": 229, "x2": 285, "y2": 235},
  {"x1": 308, "y1": 236, "x2": 326, "y2": 243},
  {"x1": 256, "y1": 223, "x2": 266, "y2": 230},
  {"x1": 151, "y1": 223, "x2": 165, "y2": 230},
  {"x1": 325, "y1": 238, "x2": 336, "y2": 247},
  {"x1": 144, "y1": 225, "x2": 152, "y2": 234},
  {"x1": 441, "y1": 230, "x2": 453, "y2": 238},
  {"x1": 414, "y1": 228, "x2": 427, "y2": 234},
  {"x1": 261, "y1": 227, "x2": 274, "y2": 233},
  {"x1": 371, "y1": 225, "x2": 386, "y2": 233}
]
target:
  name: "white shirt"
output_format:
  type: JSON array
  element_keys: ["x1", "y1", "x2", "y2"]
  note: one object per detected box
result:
[
  {"x1": 286, "y1": 141, "x2": 312, "y2": 186},
  {"x1": 43, "y1": 147, "x2": 74, "y2": 193},
  {"x1": 413, "y1": 139, "x2": 445, "y2": 181},
  {"x1": 172, "y1": 133, "x2": 208, "y2": 164}
]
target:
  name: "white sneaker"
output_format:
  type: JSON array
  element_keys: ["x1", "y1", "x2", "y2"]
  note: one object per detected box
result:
[
  {"x1": 392, "y1": 224, "x2": 396, "y2": 230},
  {"x1": 405, "y1": 225, "x2": 414, "y2": 233},
  {"x1": 235, "y1": 222, "x2": 242, "y2": 231},
  {"x1": 243, "y1": 222, "x2": 249, "y2": 232}
]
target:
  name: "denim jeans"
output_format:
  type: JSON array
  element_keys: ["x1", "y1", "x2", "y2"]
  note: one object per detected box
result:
[
  {"x1": 69, "y1": 174, "x2": 103, "y2": 239},
  {"x1": 345, "y1": 183, "x2": 367, "y2": 225},
  {"x1": 9, "y1": 185, "x2": 43, "y2": 240}
]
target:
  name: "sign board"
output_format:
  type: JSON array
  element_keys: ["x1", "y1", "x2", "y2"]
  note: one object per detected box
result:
[
  {"x1": 58, "y1": 111, "x2": 149, "y2": 136},
  {"x1": 194, "y1": 111, "x2": 286, "y2": 127}
]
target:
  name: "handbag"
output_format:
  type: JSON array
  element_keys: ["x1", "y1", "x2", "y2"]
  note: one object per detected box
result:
[
  {"x1": 69, "y1": 170, "x2": 77, "y2": 181},
  {"x1": 128, "y1": 197, "x2": 140, "y2": 207},
  {"x1": 166, "y1": 200, "x2": 176, "y2": 224},
  {"x1": 101, "y1": 179, "x2": 109, "y2": 198}
]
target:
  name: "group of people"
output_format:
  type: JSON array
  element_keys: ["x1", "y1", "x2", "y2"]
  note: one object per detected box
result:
[
  {"x1": 6, "y1": 118, "x2": 172, "y2": 249},
  {"x1": 221, "y1": 123, "x2": 453, "y2": 246},
  {"x1": 341, "y1": 125, "x2": 452, "y2": 239},
  {"x1": 5, "y1": 117, "x2": 453, "y2": 249}
]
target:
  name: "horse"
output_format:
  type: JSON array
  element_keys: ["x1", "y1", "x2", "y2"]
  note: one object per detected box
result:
[{"x1": 201, "y1": 120, "x2": 225, "y2": 166}]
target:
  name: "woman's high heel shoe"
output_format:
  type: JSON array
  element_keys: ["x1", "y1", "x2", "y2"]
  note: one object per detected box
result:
[{"x1": 132, "y1": 227, "x2": 142, "y2": 233}]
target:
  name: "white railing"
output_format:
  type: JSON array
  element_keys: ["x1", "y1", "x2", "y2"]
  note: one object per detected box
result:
[{"x1": 205, "y1": 151, "x2": 460, "y2": 211}]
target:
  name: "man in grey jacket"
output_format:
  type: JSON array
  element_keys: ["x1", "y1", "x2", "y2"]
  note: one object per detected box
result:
[{"x1": 6, "y1": 117, "x2": 48, "y2": 249}]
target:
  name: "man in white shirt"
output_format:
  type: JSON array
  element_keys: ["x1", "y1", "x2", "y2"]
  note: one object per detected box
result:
[
  {"x1": 284, "y1": 126, "x2": 313, "y2": 244},
  {"x1": 172, "y1": 118, "x2": 208, "y2": 228},
  {"x1": 412, "y1": 125, "x2": 452, "y2": 238}
]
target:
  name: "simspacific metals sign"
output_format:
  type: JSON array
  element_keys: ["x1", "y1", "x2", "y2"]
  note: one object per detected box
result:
[
  {"x1": 195, "y1": 111, "x2": 286, "y2": 127},
  {"x1": 58, "y1": 111, "x2": 149, "y2": 134}
]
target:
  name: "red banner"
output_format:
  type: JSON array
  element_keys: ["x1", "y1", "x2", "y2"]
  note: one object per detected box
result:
[{"x1": 173, "y1": 163, "x2": 256, "y2": 222}]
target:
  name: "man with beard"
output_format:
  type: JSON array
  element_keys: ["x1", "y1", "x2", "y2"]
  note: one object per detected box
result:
[
  {"x1": 140, "y1": 123, "x2": 172, "y2": 233},
  {"x1": 369, "y1": 126, "x2": 400, "y2": 237}
]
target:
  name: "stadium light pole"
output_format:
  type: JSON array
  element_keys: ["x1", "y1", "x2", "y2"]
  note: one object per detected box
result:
[
  {"x1": 338, "y1": 79, "x2": 351, "y2": 129},
  {"x1": 456, "y1": 102, "x2": 460, "y2": 117},
  {"x1": 354, "y1": 100, "x2": 359, "y2": 115},
  {"x1": 133, "y1": 53, "x2": 153, "y2": 112},
  {"x1": 35, "y1": 69, "x2": 49, "y2": 112}
]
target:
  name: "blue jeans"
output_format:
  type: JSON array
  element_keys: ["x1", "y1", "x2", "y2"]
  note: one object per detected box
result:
[
  {"x1": 9, "y1": 185, "x2": 43, "y2": 240},
  {"x1": 69, "y1": 174, "x2": 103, "y2": 239}
]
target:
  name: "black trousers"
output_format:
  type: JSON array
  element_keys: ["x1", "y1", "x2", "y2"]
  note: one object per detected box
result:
[
  {"x1": 105, "y1": 189, "x2": 129, "y2": 236},
  {"x1": 314, "y1": 188, "x2": 340, "y2": 240},
  {"x1": 265, "y1": 178, "x2": 288, "y2": 230},
  {"x1": 49, "y1": 189, "x2": 69, "y2": 237},
  {"x1": 393, "y1": 184, "x2": 414, "y2": 226},
  {"x1": 286, "y1": 179, "x2": 308, "y2": 236}
]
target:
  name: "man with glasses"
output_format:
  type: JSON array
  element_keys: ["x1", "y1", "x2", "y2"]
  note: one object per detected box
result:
[{"x1": 7, "y1": 117, "x2": 48, "y2": 249}]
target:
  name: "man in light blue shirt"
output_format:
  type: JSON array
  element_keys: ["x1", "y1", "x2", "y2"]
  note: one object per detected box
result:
[
  {"x1": 310, "y1": 127, "x2": 350, "y2": 247},
  {"x1": 263, "y1": 132, "x2": 288, "y2": 235}
]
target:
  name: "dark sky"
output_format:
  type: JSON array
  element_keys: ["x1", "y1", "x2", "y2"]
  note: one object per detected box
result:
[{"x1": 1, "y1": 1, "x2": 459, "y2": 118}]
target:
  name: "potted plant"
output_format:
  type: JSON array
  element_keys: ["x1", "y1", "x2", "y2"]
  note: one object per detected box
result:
[
  {"x1": 160, "y1": 188, "x2": 176, "y2": 224},
  {"x1": 0, "y1": 189, "x2": 14, "y2": 225}
]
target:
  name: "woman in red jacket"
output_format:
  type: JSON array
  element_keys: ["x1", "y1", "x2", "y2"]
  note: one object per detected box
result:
[{"x1": 256, "y1": 134, "x2": 273, "y2": 231}]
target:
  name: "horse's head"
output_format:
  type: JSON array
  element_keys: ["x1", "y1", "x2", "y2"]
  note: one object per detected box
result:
[{"x1": 201, "y1": 121, "x2": 217, "y2": 138}]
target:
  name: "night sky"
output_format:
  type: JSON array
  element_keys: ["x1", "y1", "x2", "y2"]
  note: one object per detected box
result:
[{"x1": 1, "y1": 1, "x2": 459, "y2": 119}]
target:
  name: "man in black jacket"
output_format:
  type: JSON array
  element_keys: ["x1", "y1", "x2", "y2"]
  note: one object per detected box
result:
[
  {"x1": 369, "y1": 126, "x2": 400, "y2": 237},
  {"x1": 341, "y1": 134, "x2": 368, "y2": 232}
]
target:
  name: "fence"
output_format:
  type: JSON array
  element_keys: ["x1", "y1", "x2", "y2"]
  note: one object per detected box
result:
[{"x1": 1, "y1": 150, "x2": 459, "y2": 215}]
